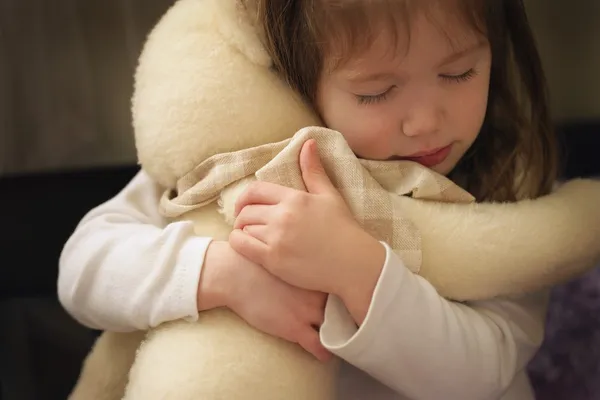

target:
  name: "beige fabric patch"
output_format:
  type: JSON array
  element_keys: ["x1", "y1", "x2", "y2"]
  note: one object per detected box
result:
[{"x1": 159, "y1": 126, "x2": 475, "y2": 273}]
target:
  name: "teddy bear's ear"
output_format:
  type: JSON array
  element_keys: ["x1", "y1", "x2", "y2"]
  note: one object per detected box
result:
[
  {"x1": 131, "y1": 0, "x2": 320, "y2": 189},
  {"x1": 214, "y1": 0, "x2": 272, "y2": 68}
]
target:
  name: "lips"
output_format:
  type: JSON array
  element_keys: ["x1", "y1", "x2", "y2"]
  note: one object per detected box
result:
[
  {"x1": 408, "y1": 147, "x2": 446, "y2": 158},
  {"x1": 392, "y1": 145, "x2": 453, "y2": 168}
]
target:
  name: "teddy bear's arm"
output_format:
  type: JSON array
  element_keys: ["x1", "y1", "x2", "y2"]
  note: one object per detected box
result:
[{"x1": 400, "y1": 178, "x2": 600, "y2": 301}]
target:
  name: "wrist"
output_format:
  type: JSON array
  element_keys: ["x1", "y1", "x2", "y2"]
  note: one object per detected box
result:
[
  {"x1": 333, "y1": 232, "x2": 386, "y2": 324},
  {"x1": 196, "y1": 240, "x2": 231, "y2": 312}
]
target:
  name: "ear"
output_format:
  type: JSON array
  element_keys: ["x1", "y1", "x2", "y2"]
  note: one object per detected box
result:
[{"x1": 131, "y1": 0, "x2": 320, "y2": 189}]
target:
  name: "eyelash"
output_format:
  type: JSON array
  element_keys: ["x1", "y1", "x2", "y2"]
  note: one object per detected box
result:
[
  {"x1": 355, "y1": 68, "x2": 478, "y2": 105},
  {"x1": 356, "y1": 90, "x2": 391, "y2": 105},
  {"x1": 440, "y1": 68, "x2": 478, "y2": 83}
]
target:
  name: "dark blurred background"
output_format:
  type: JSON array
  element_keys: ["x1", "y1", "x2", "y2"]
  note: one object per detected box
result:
[{"x1": 0, "y1": 1, "x2": 598, "y2": 399}]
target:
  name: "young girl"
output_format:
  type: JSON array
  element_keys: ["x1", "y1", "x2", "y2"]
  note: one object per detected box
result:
[{"x1": 59, "y1": 0, "x2": 559, "y2": 398}]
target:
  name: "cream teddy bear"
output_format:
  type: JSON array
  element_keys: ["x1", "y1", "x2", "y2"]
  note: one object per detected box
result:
[{"x1": 68, "y1": 0, "x2": 600, "y2": 399}]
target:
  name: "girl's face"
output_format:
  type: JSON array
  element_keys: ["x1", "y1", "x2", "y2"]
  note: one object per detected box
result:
[{"x1": 316, "y1": 9, "x2": 492, "y2": 175}]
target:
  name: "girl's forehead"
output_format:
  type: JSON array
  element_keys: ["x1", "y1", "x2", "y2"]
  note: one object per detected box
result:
[
  {"x1": 324, "y1": 11, "x2": 486, "y2": 73},
  {"x1": 318, "y1": 0, "x2": 486, "y2": 67},
  {"x1": 316, "y1": 0, "x2": 483, "y2": 35}
]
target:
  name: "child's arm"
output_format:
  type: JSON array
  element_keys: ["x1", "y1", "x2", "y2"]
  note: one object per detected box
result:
[
  {"x1": 58, "y1": 170, "x2": 213, "y2": 331},
  {"x1": 231, "y1": 141, "x2": 546, "y2": 396},
  {"x1": 58, "y1": 170, "x2": 329, "y2": 358},
  {"x1": 321, "y1": 242, "x2": 547, "y2": 400}
]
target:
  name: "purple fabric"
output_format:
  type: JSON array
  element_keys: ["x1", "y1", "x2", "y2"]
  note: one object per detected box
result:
[{"x1": 528, "y1": 266, "x2": 600, "y2": 400}]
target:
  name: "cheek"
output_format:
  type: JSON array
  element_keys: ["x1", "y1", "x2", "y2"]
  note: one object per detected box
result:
[
  {"x1": 327, "y1": 111, "x2": 396, "y2": 158},
  {"x1": 318, "y1": 91, "x2": 395, "y2": 158},
  {"x1": 451, "y1": 82, "x2": 489, "y2": 143},
  {"x1": 344, "y1": 124, "x2": 390, "y2": 158}
]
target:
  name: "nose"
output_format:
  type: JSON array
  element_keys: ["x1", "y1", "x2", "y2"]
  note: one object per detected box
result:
[{"x1": 401, "y1": 103, "x2": 441, "y2": 137}]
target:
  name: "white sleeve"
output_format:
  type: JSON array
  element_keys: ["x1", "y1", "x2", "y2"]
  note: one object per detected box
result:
[
  {"x1": 320, "y1": 242, "x2": 548, "y2": 400},
  {"x1": 58, "y1": 170, "x2": 213, "y2": 332}
]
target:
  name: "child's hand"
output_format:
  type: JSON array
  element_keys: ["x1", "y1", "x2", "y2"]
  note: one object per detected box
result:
[
  {"x1": 229, "y1": 140, "x2": 386, "y2": 306},
  {"x1": 200, "y1": 240, "x2": 331, "y2": 362}
]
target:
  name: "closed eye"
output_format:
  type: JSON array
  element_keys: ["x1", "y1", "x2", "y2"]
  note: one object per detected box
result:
[
  {"x1": 355, "y1": 87, "x2": 394, "y2": 105},
  {"x1": 440, "y1": 68, "x2": 477, "y2": 83}
]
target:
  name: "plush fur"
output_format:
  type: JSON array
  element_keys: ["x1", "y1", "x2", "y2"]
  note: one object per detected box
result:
[
  {"x1": 132, "y1": 0, "x2": 320, "y2": 189},
  {"x1": 399, "y1": 178, "x2": 600, "y2": 300},
  {"x1": 68, "y1": 0, "x2": 600, "y2": 399}
]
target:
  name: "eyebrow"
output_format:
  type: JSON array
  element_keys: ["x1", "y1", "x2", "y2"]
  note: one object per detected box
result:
[
  {"x1": 344, "y1": 71, "x2": 397, "y2": 84},
  {"x1": 343, "y1": 40, "x2": 488, "y2": 84},
  {"x1": 436, "y1": 41, "x2": 488, "y2": 68}
]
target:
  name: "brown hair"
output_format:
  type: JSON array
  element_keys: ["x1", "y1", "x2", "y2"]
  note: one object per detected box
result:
[{"x1": 251, "y1": 0, "x2": 559, "y2": 202}]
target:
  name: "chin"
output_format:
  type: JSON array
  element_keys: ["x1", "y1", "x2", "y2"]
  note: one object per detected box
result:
[
  {"x1": 431, "y1": 156, "x2": 459, "y2": 176},
  {"x1": 434, "y1": 146, "x2": 465, "y2": 175},
  {"x1": 431, "y1": 165, "x2": 452, "y2": 176}
]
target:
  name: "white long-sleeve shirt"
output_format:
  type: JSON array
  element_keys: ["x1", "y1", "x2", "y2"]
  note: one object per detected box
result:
[{"x1": 58, "y1": 170, "x2": 547, "y2": 400}]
